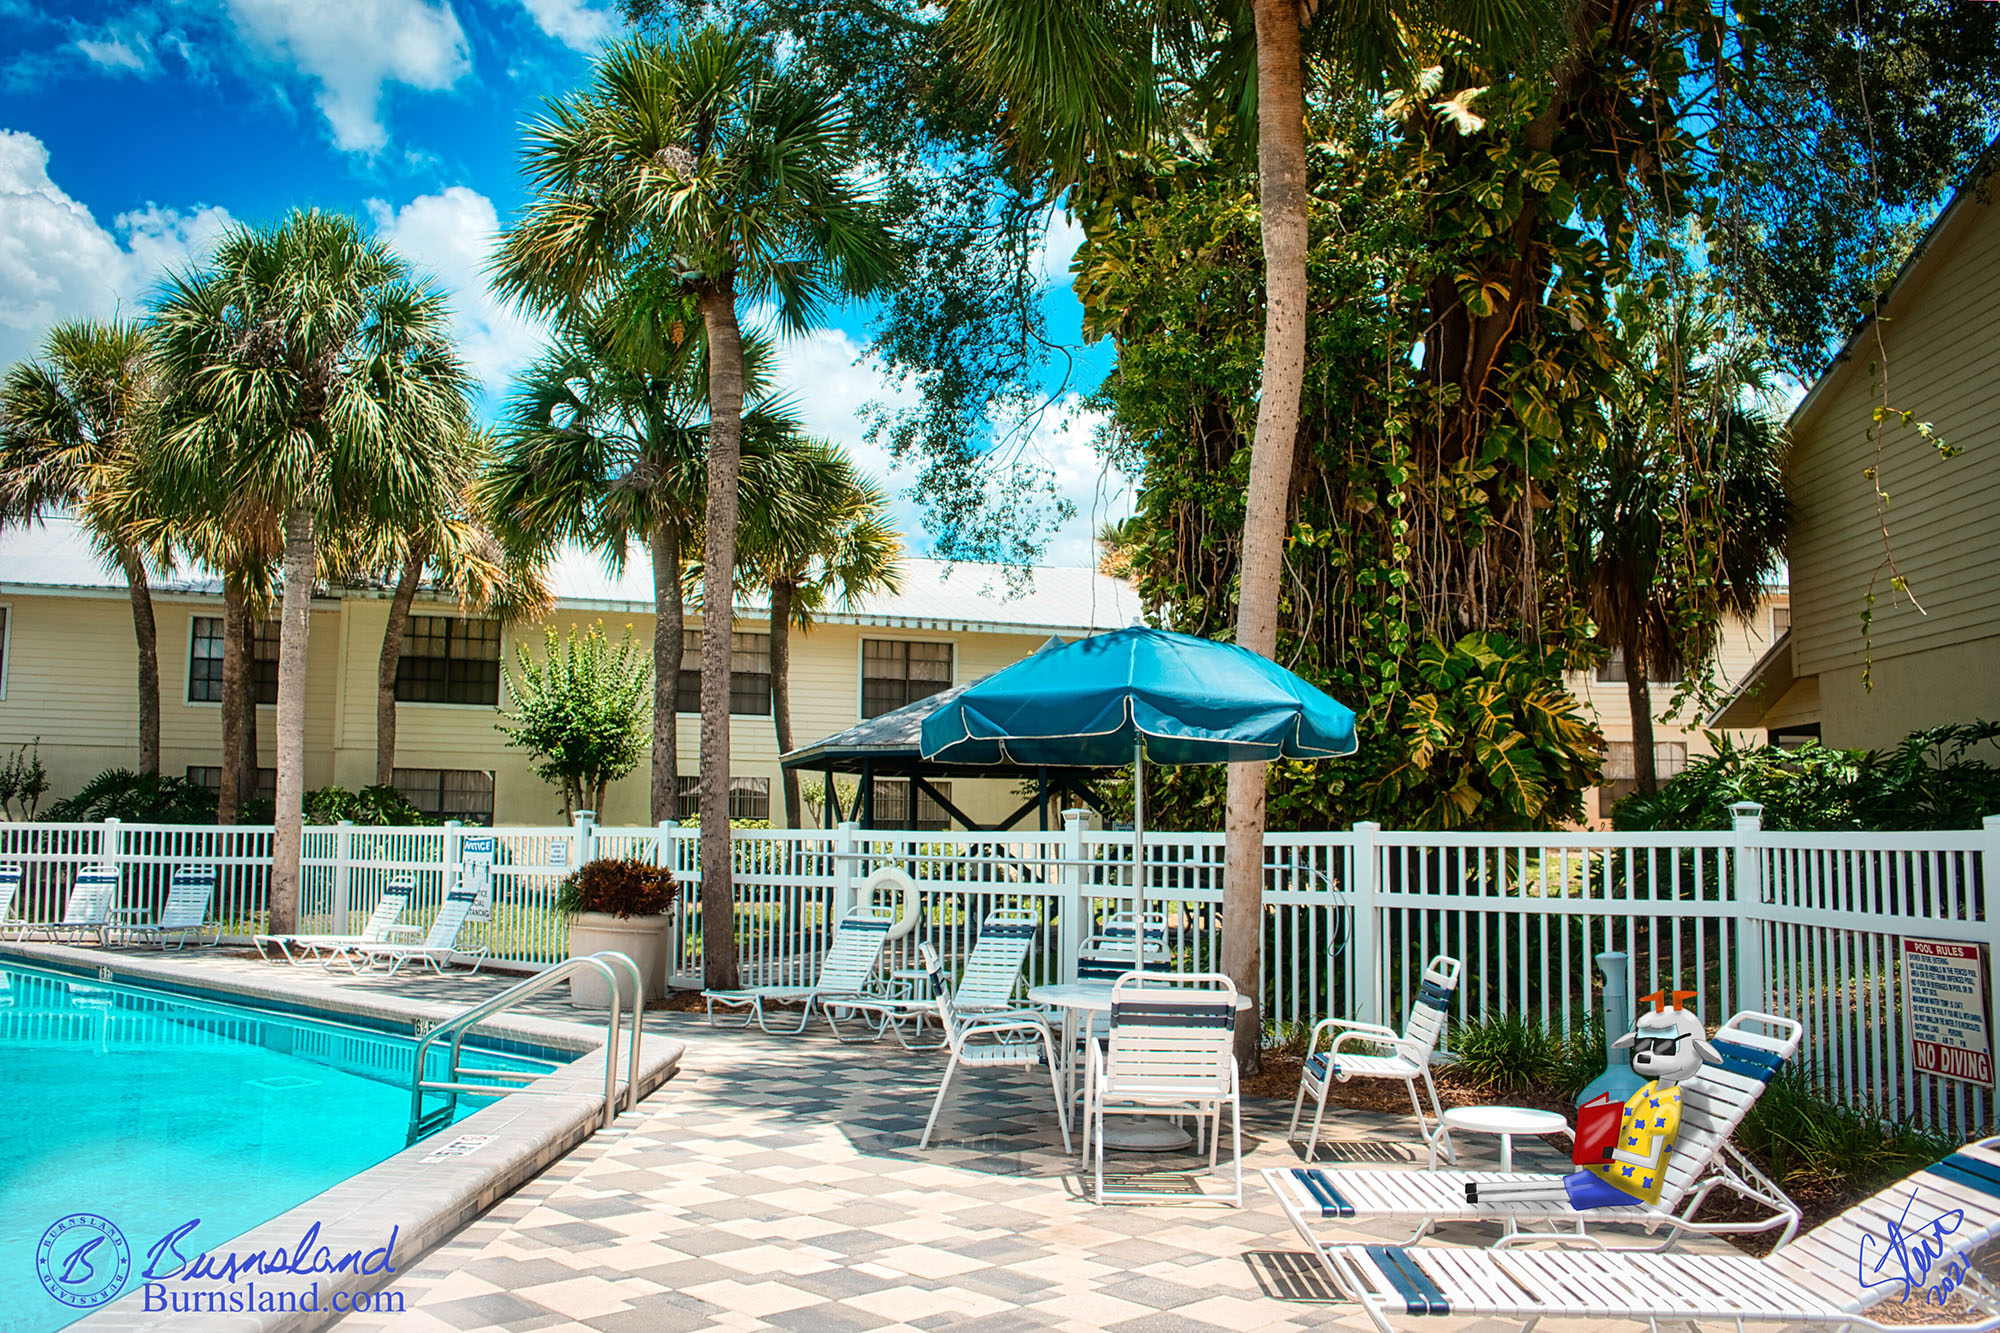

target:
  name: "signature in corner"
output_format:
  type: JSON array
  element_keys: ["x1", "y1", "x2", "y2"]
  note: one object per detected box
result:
[{"x1": 1856, "y1": 1187, "x2": 1966, "y2": 1302}]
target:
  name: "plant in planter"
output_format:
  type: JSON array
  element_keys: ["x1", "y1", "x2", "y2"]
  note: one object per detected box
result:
[{"x1": 557, "y1": 857, "x2": 678, "y2": 1009}]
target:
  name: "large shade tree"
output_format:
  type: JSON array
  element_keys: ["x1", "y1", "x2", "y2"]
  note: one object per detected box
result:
[
  {"x1": 493, "y1": 28, "x2": 897, "y2": 990},
  {"x1": 151, "y1": 210, "x2": 473, "y2": 933},
  {"x1": 0, "y1": 320, "x2": 170, "y2": 775}
]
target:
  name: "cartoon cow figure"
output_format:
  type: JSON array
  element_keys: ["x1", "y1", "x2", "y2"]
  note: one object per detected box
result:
[{"x1": 1467, "y1": 989, "x2": 1718, "y2": 1208}]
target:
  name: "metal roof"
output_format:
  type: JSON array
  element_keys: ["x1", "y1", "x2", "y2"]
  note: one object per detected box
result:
[{"x1": 0, "y1": 514, "x2": 1139, "y2": 635}]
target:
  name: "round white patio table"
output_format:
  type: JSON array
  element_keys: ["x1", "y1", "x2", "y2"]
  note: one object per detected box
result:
[
  {"x1": 1029, "y1": 980, "x2": 1253, "y2": 1153},
  {"x1": 1434, "y1": 1104, "x2": 1570, "y2": 1171}
]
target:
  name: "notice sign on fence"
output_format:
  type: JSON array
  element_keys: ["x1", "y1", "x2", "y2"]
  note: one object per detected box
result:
[
  {"x1": 462, "y1": 835, "x2": 496, "y2": 923},
  {"x1": 1904, "y1": 938, "x2": 1993, "y2": 1085}
]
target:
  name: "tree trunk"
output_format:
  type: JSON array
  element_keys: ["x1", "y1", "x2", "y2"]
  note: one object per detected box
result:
[
  {"x1": 1625, "y1": 635, "x2": 1658, "y2": 796},
  {"x1": 375, "y1": 538, "x2": 427, "y2": 789},
  {"x1": 650, "y1": 520, "x2": 683, "y2": 823},
  {"x1": 697, "y1": 283, "x2": 746, "y2": 992},
  {"x1": 1223, "y1": 0, "x2": 1311, "y2": 1074},
  {"x1": 117, "y1": 547, "x2": 161, "y2": 776},
  {"x1": 218, "y1": 573, "x2": 248, "y2": 824},
  {"x1": 269, "y1": 503, "x2": 315, "y2": 935},
  {"x1": 770, "y1": 579, "x2": 800, "y2": 828}
]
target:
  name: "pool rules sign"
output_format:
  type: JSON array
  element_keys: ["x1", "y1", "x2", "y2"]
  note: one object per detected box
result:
[{"x1": 1904, "y1": 938, "x2": 1994, "y2": 1085}]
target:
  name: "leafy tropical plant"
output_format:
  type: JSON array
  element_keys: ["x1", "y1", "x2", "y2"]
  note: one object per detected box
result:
[
  {"x1": 1613, "y1": 724, "x2": 2000, "y2": 832},
  {"x1": 150, "y1": 209, "x2": 474, "y2": 933},
  {"x1": 494, "y1": 26, "x2": 898, "y2": 990},
  {"x1": 1451, "y1": 1014, "x2": 1605, "y2": 1101},
  {"x1": 301, "y1": 785, "x2": 438, "y2": 827},
  {"x1": 41, "y1": 769, "x2": 218, "y2": 824},
  {"x1": 556, "y1": 857, "x2": 678, "y2": 918},
  {"x1": 0, "y1": 319, "x2": 170, "y2": 775},
  {"x1": 497, "y1": 623, "x2": 653, "y2": 821}
]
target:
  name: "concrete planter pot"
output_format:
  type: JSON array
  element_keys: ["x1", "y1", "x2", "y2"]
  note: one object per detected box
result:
[{"x1": 566, "y1": 911, "x2": 673, "y2": 1009}]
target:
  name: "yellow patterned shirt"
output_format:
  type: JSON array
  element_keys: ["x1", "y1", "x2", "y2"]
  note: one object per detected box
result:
[{"x1": 1584, "y1": 1081, "x2": 1681, "y2": 1204}]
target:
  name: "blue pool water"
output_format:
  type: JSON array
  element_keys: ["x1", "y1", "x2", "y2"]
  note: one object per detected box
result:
[{"x1": 0, "y1": 962, "x2": 557, "y2": 1332}]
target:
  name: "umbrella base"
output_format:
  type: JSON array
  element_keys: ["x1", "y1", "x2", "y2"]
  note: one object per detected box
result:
[{"x1": 1100, "y1": 1116, "x2": 1195, "y2": 1152}]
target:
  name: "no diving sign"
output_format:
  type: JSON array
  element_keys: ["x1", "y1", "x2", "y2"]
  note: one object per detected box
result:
[{"x1": 1904, "y1": 937, "x2": 1994, "y2": 1085}]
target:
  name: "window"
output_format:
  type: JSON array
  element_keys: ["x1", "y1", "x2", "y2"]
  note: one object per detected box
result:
[
  {"x1": 1598, "y1": 741, "x2": 1688, "y2": 807},
  {"x1": 185, "y1": 765, "x2": 276, "y2": 800},
  {"x1": 392, "y1": 768, "x2": 495, "y2": 825},
  {"x1": 1595, "y1": 647, "x2": 1681, "y2": 685},
  {"x1": 1771, "y1": 605, "x2": 1791, "y2": 637},
  {"x1": 674, "y1": 775, "x2": 772, "y2": 822},
  {"x1": 395, "y1": 617, "x2": 501, "y2": 705},
  {"x1": 675, "y1": 631, "x2": 773, "y2": 715},
  {"x1": 869, "y1": 778, "x2": 951, "y2": 831},
  {"x1": 861, "y1": 640, "x2": 952, "y2": 719},
  {"x1": 188, "y1": 616, "x2": 279, "y2": 704}
]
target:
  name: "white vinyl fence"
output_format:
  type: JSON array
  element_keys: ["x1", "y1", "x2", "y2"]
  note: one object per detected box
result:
[{"x1": 3, "y1": 807, "x2": 1996, "y2": 1137}]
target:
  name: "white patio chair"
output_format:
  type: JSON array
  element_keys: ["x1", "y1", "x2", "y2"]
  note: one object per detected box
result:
[
  {"x1": 918, "y1": 970, "x2": 1072, "y2": 1153},
  {"x1": 1292, "y1": 1133, "x2": 2000, "y2": 1333},
  {"x1": 128, "y1": 866, "x2": 217, "y2": 950},
  {"x1": 1083, "y1": 972, "x2": 1243, "y2": 1206},
  {"x1": 254, "y1": 873, "x2": 418, "y2": 962},
  {"x1": 331, "y1": 888, "x2": 489, "y2": 977},
  {"x1": 1269, "y1": 1010, "x2": 1805, "y2": 1250},
  {"x1": 1291, "y1": 954, "x2": 1461, "y2": 1163},
  {"x1": 1076, "y1": 910, "x2": 1169, "y2": 981},
  {"x1": 704, "y1": 904, "x2": 897, "y2": 1038},
  {"x1": 22, "y1": 867, "x2": 118, "y2": 946}
]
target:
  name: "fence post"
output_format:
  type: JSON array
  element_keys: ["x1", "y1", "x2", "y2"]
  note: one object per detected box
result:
[
  {"x1": 833, "y1": 820, "x2": 859, "y2": 921},
  {"x1": 1983, "y1": 816, "x2": 2000, "y2": 1079},
  {"x1": 1730, "y1": 801, "x2": 1767, "y2": 1015},
  {"x1": 574, "y1": 810, "x2": 597, "y2": 869},
  {"x1": 1351, "y1": 820, "x2": 1382, "y2": 1027},
  {"x1": 1061, "y1": 809, "x2": 1089, "y2": 984},
  {"x1": 333, "y1": 820, "x2": 353, "y2": 931}
]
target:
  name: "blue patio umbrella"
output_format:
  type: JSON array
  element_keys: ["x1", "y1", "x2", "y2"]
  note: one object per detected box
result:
[{"x1": 921, "y1": 626, "x2": 1358, "y2": 968}]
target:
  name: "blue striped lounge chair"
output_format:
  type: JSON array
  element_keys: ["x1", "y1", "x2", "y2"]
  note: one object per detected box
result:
[
  {"x1": 254, "y1": 873, "x2": 418, "y2": 963},
  {"x1": 704, "y1": 905, "x2": 897, "y2": 1038},
  {"x1": 129, "y1": 866, "x2": 217, "y2": 950}
]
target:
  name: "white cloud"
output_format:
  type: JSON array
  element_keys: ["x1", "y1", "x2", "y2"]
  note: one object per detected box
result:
[
  {"x1": 516, "y1": 0, "x2": 618, "y2": 52},
  {"x1": 366, "y1": 186, "x2": 546, "y2": 406},
  {"x1": 1039, "y1": 202, "x2": 1085, "y2": 284},
  {"x1": 222, "y1": 0, "x2": 470, "y2": 154},
  {"x1": 0, "y1": 130, "x2": 234, "y2": 370},
  {"x1": 767, "y1": 324, "x2": 1131, "y2": 569}
]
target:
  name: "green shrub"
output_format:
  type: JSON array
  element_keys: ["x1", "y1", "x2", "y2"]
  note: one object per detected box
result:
[
  {"x1": 303, "y1": 784, "x2": 438, "y2": 826},
  {"x1": 42, "y1": 769, "x2": 218, "y2": 823},
  {"x1": 1735, "y1": 1070, "x2": 1957, "y2": 1203},
  {"x1": 556, "y1": 857, "x2": 677, "y2": 919},
  {"x1": 0, "y1": 741, "x2": 49, "y2": 818},
  {"x1": 1452, "y1": 1013, "x2": 1606, "y2": 1102}
]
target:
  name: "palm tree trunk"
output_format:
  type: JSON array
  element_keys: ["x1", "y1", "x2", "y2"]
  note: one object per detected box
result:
[
  {"x1": 770, "y1": 579, "x2": 799, "y2": 828},
  {"x1": 116, "y1": 547, "x2": 162, "y2": 776},
  {"x1": 697, "y1": 283, "x2": 745, "y2": 992},
  {"x1": 1223, "y1": 0, "x2": 1311, "y2": 1075},
  {"x1": 650, "y1": 520, "x2": 683, "y2": 823},
  {"x1": 270, "y1": 503, "x2": 315, "y2": 935},
  {"x1": 1625, "y1": 636, "x2": 1658, "y2": 796},
  {"x1": 218, "y1": 573, "x2": 248, "y2": 824},
  {"x1": 376, "y1": 539, "x2": 427, "y2": 788}
]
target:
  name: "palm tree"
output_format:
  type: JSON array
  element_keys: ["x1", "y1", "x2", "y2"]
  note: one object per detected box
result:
[
  {"x1": 493, "y1": 27, "x2": 898, "y2": 990},
  {"x1": 151, "y1": 210, "x2": 473, "y2": 934},
  {"x1": 737, "y1": 440, "x2": 903, "y2": 827},
  {"x1": 1572, "y1": 297, "x2": 1789, "y2": 795},
  {"x1": 0, "y1": 320, "x2": 170, "y2": 774}
]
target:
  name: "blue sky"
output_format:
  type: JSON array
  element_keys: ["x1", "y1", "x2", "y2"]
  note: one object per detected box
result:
[{"x1": 0, "y1": 0, "x2": 1129, "y2": 564}]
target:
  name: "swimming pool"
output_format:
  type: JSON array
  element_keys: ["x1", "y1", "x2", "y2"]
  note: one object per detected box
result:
[{"x1": 0, "y1": 961, "x2": 559, "y2": 1332}]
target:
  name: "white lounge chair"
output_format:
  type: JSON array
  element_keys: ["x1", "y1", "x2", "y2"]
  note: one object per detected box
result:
[
  {"x1": 704, "y1": 905, "x2": 897, "y2": 1037},
  {"x1": 331, "y1": 888, "x2": 489, "y2": 977},
  {"x1": 1084, "y1": 972, "x2": 1244, "y2": 1206},
  {"x1": 1269, "y1": 1010, "x2": 1806, "y2": 1250},
  {"x1": 128, "y1": 866, "x2": 217, "y2": 950},
  {"x1": 918, "y1": 964, "x2": 1072, "y2": 1153},
  {"x1": 1292, "y1": 954, "x2": 1461, "y2": 1163},
  {"x1": 1290, "y1": 1134, "x2": 2000, "y2": 1333},
  {"x1": 0, "y1": 864, "x2": 22, "y2": 937},
  {"x1": 21, "y1": 868, "x2": 118, "y2": 946},
  {"x1": 254, "y1": 873, "x2": 418, "y2": 963},
  {"x1": 862, "y1": 907, "x2": 1044, "y2": 1048}
]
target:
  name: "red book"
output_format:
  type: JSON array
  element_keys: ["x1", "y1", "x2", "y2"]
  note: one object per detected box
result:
[{"x1": 1573, "y1": 1093, "x2": 1623, "y2": 1166}]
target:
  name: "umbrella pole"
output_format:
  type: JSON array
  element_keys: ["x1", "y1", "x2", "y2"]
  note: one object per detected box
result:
[{"x1": 1133, "y1": 738, "x2": 1145, "y2": 974}]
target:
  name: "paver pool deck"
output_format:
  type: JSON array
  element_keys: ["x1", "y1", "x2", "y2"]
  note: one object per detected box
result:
[{"x1": 49, "y1": 950, "x2": 1756, "y2": 1333}]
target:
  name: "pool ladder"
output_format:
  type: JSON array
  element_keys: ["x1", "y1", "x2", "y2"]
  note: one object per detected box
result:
[{"x1": 407, "y1": 952, "x2": 645, "y2": 1146}]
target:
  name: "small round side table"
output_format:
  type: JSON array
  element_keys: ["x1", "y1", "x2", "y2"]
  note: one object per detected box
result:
[{"x1": 1433, "y1": 1105, "x2": 1570, "y2": 1171}]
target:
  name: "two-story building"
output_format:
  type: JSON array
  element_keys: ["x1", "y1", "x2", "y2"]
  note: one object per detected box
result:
[{"x1": 0, "y1": 515, "x2": 1136, "y2": 826}]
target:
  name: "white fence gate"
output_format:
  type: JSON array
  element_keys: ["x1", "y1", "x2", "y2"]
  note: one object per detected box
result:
[{"x1": 2, "y1": 807, "x2": 1995, "y2": 1137}]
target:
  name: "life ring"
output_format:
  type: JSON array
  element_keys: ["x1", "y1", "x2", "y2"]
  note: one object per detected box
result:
[{"x1": 857, "y1": 866, "x2": 923, "y2": 941}]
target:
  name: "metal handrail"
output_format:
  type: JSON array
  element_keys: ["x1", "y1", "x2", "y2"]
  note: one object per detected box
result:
[{"x1": 407, "y1": 951, "x2": 645, "y2": 1144}]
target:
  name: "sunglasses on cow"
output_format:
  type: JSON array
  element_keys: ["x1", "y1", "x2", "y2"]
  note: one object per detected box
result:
[{"x1": 1632, "y1": 1034, "x2": 1685, "y2": 1057}]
